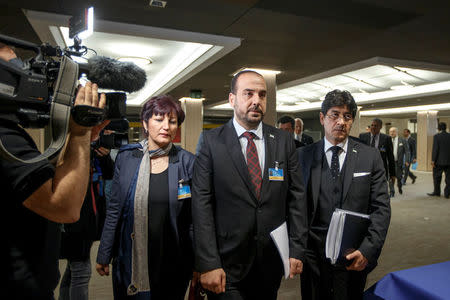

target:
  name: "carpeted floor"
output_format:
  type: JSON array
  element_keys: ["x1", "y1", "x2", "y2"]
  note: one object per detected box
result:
[{"x1": 55, "y1": 170, "x2": 450, "y2": 299}]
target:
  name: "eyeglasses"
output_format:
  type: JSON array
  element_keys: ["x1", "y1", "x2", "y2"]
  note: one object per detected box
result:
[{"x1": 326, "y1": 112, "x2": 353, "y2": 122}]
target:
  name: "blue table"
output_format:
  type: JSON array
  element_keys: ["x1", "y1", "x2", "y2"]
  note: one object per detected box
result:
[{"x1": 364, "y1": 261, "x2": 450, "y2": 300}]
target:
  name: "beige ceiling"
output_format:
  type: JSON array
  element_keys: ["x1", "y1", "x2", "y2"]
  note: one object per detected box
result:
[{"x1": 1, "y1": 0, "x2": 450, "y2": 120}]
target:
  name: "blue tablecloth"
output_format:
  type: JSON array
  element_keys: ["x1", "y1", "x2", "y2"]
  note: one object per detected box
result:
[{"x1": 364, "y1": 261, "x2": 450, "y2": 300}]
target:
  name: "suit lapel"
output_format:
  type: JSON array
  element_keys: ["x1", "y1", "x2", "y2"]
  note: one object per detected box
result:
[
  {"x1": 342, "y1": 138, "x2": 358, "y2": 202},
  {"x1": 310, "y1": 140, "x2": 323, "y2": 214},
  {"x1": 223, "y1": 120, "x2": 257, "y2": 200},
  {"x1": 260, "y1": 124, "x2": 276, "y2": 204}
]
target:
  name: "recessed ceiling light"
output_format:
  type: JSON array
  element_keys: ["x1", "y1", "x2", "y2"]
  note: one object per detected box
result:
[{"x1": 117, "y1": 56, "x2": 153, "y2": 67}]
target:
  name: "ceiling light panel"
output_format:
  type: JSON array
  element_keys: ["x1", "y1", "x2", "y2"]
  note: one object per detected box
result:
[{"x1": 274, "y1": 59, "x2": 450, "y2": 112}]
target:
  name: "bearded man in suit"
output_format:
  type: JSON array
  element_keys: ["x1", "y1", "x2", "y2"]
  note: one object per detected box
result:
[{"x1": 192, "y1": 70, "x2": 307, "y2": 299}]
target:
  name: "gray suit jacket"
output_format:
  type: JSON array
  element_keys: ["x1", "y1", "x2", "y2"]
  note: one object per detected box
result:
[
  {"x1": 394, "y1": 137, "x2": 410, "y2": 167},
  {"x1": 298, "y1": 138, "x2": 391, "y2": 268}
]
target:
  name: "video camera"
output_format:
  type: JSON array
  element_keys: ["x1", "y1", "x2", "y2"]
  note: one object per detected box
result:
[{"x1": 0, "y1": 7, "x2": 147, "y2": 163}]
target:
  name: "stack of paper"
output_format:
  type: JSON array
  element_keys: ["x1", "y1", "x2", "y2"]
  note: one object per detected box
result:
[{"x1": 326, "y1": 209, "x2": 370, "y2": 266}]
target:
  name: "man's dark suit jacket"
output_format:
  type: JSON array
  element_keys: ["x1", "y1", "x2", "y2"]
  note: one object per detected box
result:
[
  {"x1": 432, "y1": 131, "x2": 450, "y2": 166},
  {"x1": 298, "y1": 138, "x2": 391, "y2": 270},
  {"x1": 300, "y1": 133, "x2": 314, "y2": 145},
  {"x1": 359, "y1": 132, "x2": 396, "y2": 178},
  {"x1": 394, "y1": 137, "x2": 410, "y2": 167},
  {"x1": 407, "y1": 136, "x2": 417, "y2": 162},
  {"x1": 192, "y1": 120, "x2": 307, "y2": 282},
  {"x1": 295, "y1": 139, "x2": 305, "y2": 148}
]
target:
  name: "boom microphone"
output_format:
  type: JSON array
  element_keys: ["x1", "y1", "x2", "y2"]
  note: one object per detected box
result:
[{"x1": 79, "y1": 56, "x2": 147, "y2": 93}]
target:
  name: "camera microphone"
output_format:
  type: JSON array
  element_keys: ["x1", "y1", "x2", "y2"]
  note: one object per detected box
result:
[{"x1": 79, "y1": 56, "x2": 147, "y2": 93}]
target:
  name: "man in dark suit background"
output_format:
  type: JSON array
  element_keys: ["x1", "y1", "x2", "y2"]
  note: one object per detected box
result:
[
  {"x1": 295, "y1": 118, "x2": 314, "y2": 145},
  {"x1": 402, "y1": 129, "x2": 417, "y2": 184},
  {"x1": 359, "y1": 118, "x2": 396, "y2": 185},
  {"x1": 388, "y1": 127, "x2": 410, "y2": 197},
  {"x1": 428, "y1": 122, "x2": 450, "y2": 198},
  {"x1": 298, "y1": 90, "x2": 391, "y2": 300},
  {"x1": 192, "y1": 70, "x2": 307, "y2": 299},
  {"x1": 277, "y1": 115, "x2": 305, "y2": 148}
]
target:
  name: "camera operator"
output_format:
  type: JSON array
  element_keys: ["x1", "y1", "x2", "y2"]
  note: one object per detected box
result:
[{"x1": 0, "y1": 44, "x2": 109, "y2": 299}]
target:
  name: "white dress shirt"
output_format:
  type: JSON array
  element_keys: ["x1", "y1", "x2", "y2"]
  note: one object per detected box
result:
[
  {"x1": 324, "y1": 137, "x2": 348, "y2": 172},
  {"x1": 392, "y1": 136, "x2": 398, "y2": 161},
  {"x1": 233, "y1": 118, "x2": 265, "y2": 175},
  {"x1": 370, "y1": 133, "x2": 380, "y2": 148}
]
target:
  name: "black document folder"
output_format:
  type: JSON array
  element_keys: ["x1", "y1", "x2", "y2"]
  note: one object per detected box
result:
[{"x1": 325, "y1": 209, "x2": 370, "y2": 266}]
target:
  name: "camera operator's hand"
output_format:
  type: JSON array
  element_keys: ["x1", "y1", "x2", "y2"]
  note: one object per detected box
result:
[
  {"x1": 23, "y1": 82, "x2": 111, "y2": 223},
  {"x1": 70, "y1": 81, "x2": 110, "y2": 141},
  {"x1": 0, "y1": 44, "x2": 17, "y2": 61}
]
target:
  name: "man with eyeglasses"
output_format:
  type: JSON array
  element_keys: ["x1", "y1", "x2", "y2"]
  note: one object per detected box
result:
[{"x1": 298, "y1": 90, "x2": 391, "y2": 300}]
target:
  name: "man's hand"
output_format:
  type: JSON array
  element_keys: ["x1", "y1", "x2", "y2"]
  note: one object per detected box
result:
[
  {"x1": 431, "y1": 161, "x2": 436, "y2": 168},
  {"x1": 96, "y1": 263, "x2": 110, "y2": 276},
  {"x1": 390, "y1": 176, "x2": 396, "y2": 183},
  {"x1": 289, "y1": 258, "x2": 303, "y2": 278},
  {"x1": 94, "y1": 146, "x2": 110, "y2": 157},
  {"x1": 200, "y1": 268, "x2": 226, "y2": 294},
  {"x1": 405, "y1": 162, "x2": 410, "y2": 167},
  {"x1": 346, "y1": 250, "x2": 368, "y2": 271}
]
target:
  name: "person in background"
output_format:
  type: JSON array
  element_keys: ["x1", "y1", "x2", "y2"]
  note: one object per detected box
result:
[
  {"x1": 295, "y1": 118, "x2": 314, "y2": 145},
  {"x1": 402, "y1": 129, "x2": 417, "y2": 184},
  {"x1": 96, "y1": 95, "x2": 196, "y2": 299},
  {"x1": 298, "y1": 90, "x2": 390, "y2": 300},
  {"x1": 359, "y1": 119, "x2": 396, "y2": 191},
  {"x1": 59, "y1": 146, "x2": 114, "y2": 300},
  {"x1": 428, "y1": 122, "x2": 450, "y2": 198},
  {"x1": 388, "y1": 127, "x2": 410, "y2": 197},
  {"x1": 277, "y1": 115, "x2": 305, "y2": 148}
]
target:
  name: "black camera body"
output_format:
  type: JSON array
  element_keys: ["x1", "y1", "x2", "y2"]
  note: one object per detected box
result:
[{"x1": 0, "y1": 33, "x2": 146, "y2": 162}]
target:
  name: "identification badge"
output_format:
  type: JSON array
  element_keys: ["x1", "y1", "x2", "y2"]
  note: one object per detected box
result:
[
  {"x1": 178, "y1": 181, "x2": 191, "y2": 200},
  {"x1": 269, "y1": 162, "x2": 284, "y2": 181}
]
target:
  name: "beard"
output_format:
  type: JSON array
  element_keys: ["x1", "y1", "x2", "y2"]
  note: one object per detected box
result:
[{"x1": 240, "y1": 107, "x2": 264, "y2": 127}]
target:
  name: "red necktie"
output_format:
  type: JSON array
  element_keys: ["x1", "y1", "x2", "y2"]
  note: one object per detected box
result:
[{"x1": 242, "y1": 132, "x2": 262, "y2": 200}]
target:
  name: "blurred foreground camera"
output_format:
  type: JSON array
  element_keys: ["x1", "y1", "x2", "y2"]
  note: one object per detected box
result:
[{"x1": 0, "y1": 7, "x2": 146, "y2": 163}]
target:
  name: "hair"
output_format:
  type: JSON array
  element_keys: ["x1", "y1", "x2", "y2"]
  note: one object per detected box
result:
[
  {"x1": 404, "y1": 129, "x2": 411, "y2": 134},
  {"x1": 295, "y1": 118, "x2": 304, "y2": 126},
  {"x1": 372, "y1": 118, "x2": 383, "y2": 127},
  {"x1": 438, "y1": 122, "x2": 447, "y2": 131},
  {"x1": 321, "y1": 89, "x2": 357, "y2": 118},
  {"x1": 230, "y1": 70, "x2": 264, "y2": 94},
  {"x1": 140, "y1": 94, "x2": 185, "y2": 127},
  {"x1": 277, "y1": 115, "x2": 295, "y2": 129}
]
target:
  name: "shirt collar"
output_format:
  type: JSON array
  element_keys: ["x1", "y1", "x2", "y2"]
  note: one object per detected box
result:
[
  {"x1": 233, "y1": 118, "x2": 263, "y2": 140},
  {"x1": 324, "y1": 137, "x2": 348, "y2": 154}
]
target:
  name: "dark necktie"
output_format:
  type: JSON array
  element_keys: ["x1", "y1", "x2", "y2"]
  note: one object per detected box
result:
[
  {"x1": 330, "y1": 145, "x2": 341, "y2": 180},
  {"x1": 370, "y1": 135, "x2": 376, "y2": 148},
  {"x1": 242, "y1": 132, "x2": 262, "y2": 200}
]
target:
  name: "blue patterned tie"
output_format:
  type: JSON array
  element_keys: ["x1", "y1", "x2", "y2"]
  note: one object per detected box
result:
[{"x1": 330, "y1": 146, "x2": 341, "y2": 179}]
